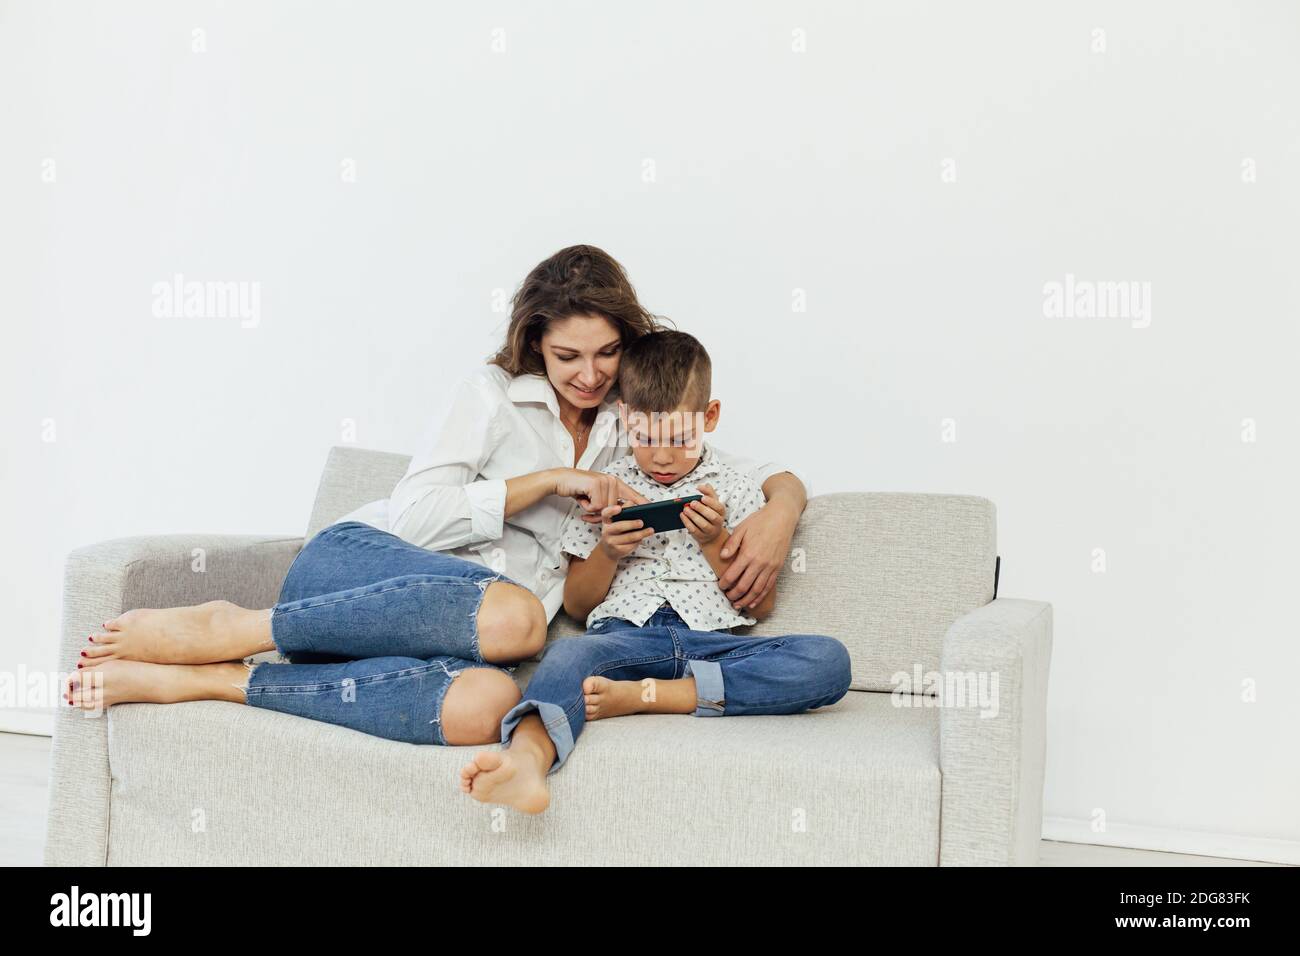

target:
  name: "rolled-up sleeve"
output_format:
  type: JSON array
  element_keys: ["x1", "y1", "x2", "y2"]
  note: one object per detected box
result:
[
  {"x1": 388, "y1": 374, "x2": 507, "y2": 551},
  {"x1": 463, "y1": 478, "x2": 508, "y2": 544},
  {"x1": 708, "y1": 445, "x2": 810, "y2": 499}
]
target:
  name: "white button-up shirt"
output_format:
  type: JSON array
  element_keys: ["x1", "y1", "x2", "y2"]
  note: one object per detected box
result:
[
  {"x1": 338, "y1": 364, "x2": 795, "y2": 623},
  {"x1": 558, "y1": 442, "x2": 766, "y2": 632}
]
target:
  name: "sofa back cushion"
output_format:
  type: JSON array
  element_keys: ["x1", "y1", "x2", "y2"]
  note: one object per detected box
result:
[
  {"x1": 305, "y1": 446, "x2": 411, "y2": 540},
  {"x1": 305, "y1": 447, "x2": 997, "y2": 691},
  {"x1": 741, "y1": 492, "x2": 995, "y2": 690}
]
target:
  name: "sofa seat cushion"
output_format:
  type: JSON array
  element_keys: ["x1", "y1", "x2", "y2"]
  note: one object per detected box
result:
[{"x1": 103, "y1": 690, "x2": 940, "y2": 866}]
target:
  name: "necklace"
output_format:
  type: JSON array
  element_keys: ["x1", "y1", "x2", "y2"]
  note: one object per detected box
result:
[{"x1": 569, "y1": 411, "x2": 593, "y2": 444}]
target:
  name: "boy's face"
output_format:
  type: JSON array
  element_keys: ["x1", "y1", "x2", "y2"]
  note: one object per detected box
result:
[{"x1": 618, "y1": 399, "x2": 720, "y2": 485}]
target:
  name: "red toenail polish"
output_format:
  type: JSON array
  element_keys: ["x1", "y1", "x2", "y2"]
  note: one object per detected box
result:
[
  {"x1": 80, "y1": 651, "x2": 86, "y2": 657},
  {"x1": 89, "y1": 636, "x2": 95, "y2": 642},
  {"x1": 77, "y1": 663, "x2": 82, "y2": 669}
]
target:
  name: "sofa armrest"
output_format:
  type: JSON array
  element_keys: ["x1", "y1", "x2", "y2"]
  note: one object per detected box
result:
[
  {"x1": 937, "y1": 598, "x2": 1053, "y2": 866},
  {"x1": 44, "y1": 533, "x2": 304, "y2": 866}
]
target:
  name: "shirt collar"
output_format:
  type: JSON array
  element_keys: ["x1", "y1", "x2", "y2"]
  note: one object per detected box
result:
[
  {"x1": 507, "y1": 372, "x2": 620, "y2": 437},
  {"x1": 635, "y1": 441, "x2": 720, "y2": 491},
  {"x1": 690, "y1": 441, "x2": 718, "y2": 474},
  {"x1": 506, "y1": 373, "x2": 560, "y2": 416}
]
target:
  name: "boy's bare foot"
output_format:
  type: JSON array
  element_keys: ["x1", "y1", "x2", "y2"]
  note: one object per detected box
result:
[
  {"x1": 459, "y1": 749, "x2": 550, "y2": 814},
  {"x1": 80, "y1": 601, "x2": 274, "y2": 665},
  {"x1": 583, "y1": 674, "x2": 700, "y2": 719},
  {"x1": 65, "y1": 658, "x2": 250, "y2": 710},
  {"x1": 583, "y1": 675, "x2": 650, "y2": 720}
]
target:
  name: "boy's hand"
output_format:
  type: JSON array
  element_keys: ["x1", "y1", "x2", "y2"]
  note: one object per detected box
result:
[
  {"x1": 597, "y1": 496, "x2": 656, "y2": 561},
  {"x1": 682, "y1": 483, "x2": 726, "y2": 546}
]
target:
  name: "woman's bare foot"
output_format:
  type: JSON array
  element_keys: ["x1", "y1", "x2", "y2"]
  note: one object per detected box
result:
[
  {"x1": 65, "y1": 657, "x2": 251, "y2": 711},
  {"x1": 80, "y1": 600, "x2": 274, "y2": 665},
  {"x1": 459, "y1": 749, "x2": 550, "y2": 814},
  {"x1": 582, "y1": 675, "x2": 699, "y2": 720}
]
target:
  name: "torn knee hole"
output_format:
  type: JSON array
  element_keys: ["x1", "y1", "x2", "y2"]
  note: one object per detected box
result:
[{"x1": 474, "y1": 570, "x2": 506, "y2": 595}]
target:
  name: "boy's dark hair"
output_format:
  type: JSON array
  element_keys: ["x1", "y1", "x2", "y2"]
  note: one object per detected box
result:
[{"x1": 618, "y1": 330, "x2": 712, "y2": 413}]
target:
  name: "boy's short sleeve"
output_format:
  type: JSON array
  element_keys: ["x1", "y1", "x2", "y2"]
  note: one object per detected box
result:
[
  {"x1": 561, "y1": 505, "x2": 601, "y2": 560},
  {"x1": 709, "y1": 443, "x2": 810, "y2": 498},
  {"x1": 723, "y1": 473, "x2": 766, "y2": 533}
]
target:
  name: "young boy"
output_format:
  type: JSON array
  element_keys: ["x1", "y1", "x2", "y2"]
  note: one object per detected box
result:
[{"x1": 459, "y1": 331, "x2": 851, "y2": 814}]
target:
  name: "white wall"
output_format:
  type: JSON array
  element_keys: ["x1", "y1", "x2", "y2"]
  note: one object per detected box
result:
[{"x1": 3, "y1": 1, "x2": 1297, "y2": 857}]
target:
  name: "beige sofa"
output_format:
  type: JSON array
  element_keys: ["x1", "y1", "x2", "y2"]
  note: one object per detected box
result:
[{"x1": 45, "y1": 446, "x2": 1053, "y2": 866}]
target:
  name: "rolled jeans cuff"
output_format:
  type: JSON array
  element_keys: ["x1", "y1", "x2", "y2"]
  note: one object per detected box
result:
[
  {"x1": 685, "y1": 659, "x2": 725, "y2": 716},
  {"x1": 499, "y1": 699, "x2": 574, "y2": 775}
]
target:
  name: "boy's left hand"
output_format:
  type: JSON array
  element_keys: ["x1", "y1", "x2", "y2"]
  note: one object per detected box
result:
[{"x1": 682, "y1": 483, "x2": 726, "y2": 545}]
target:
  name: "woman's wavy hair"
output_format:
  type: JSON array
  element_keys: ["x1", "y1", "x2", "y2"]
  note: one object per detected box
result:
[{"x1": 488, "y1": 245, "x2": 666, "y2": 376}]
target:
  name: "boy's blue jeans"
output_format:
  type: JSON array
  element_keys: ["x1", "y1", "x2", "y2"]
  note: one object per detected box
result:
[
  {"x1": 243, "y1": 521, "x2": 517, "y2": 745},
  {"x1": 500, "y1": 604, "x2": 853, "y2": 772}
]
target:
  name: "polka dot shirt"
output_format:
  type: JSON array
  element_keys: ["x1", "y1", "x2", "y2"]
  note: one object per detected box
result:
[{"x1": 560, "y1": 442, "x2": 767, "y2": 632}]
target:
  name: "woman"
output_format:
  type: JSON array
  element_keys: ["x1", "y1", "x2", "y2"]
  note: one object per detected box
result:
[{"x1": 65, "y1": 245, "x2": 809, "y2": 747}]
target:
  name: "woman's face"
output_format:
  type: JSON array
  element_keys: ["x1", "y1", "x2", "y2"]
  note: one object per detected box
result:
[{"x1": 536, "y1": 314, "x2": 622, "y2": 411}]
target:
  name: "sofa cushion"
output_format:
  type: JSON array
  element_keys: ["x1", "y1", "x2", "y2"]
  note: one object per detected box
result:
[
  {"x1": 102, "y1": 689, "x2": 939, "y2": 865},
  {"x1": 742, "y1": 492, "x2": 996, "y2": 691},
  {"x1": 305, "y1": 446, "x2": 411, "y2": 540}
]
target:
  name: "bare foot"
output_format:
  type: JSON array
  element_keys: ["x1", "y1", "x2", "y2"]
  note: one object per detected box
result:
[
  {"x1": 583, "y1": 675, "x2": 651, "y2": 720},
  {"x1": 65, "y1": 658, "x2": 250, "y2": 711},
  {"x1": 81, "y1": 601, "x2": 273, "y2": 665},
  {"x1": 459, "y1": 749, "x2": 550, "y2": 814}
]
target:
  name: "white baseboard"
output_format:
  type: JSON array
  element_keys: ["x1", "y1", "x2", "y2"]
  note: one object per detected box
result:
[
  {"x1": 1043, "y1": 816, "x2": 1300, "y2": 866},
  {"x1": 0, "y1": 709, "x2": 55, "y2": 737}
]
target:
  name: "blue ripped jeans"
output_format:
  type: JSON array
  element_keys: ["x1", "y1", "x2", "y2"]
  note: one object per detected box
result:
[
  {"x1": 500, "y1": 604, "x2": 853, "y2": 773},
  {"x1": 242, "y1": 521, "x2": 517, "y2": 745}
]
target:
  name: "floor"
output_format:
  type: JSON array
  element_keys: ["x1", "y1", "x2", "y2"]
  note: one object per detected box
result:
[{"x1": 1, "y1": 731, "x2": 1281, "y2": 867}]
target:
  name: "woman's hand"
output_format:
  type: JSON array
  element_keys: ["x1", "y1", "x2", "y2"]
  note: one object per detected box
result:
[
  {"x1": 717, "y1": 500, "x2": 799, "y2": 610},
  {"x1": 681, "y1": 483, "x2": 726, "y2": 546},
  {"x1": 597, "y1": 503, "x2": 656, "y2": 561},
  {"x1": 554, "y1": 469, "x2": 648, "y2": 520}
]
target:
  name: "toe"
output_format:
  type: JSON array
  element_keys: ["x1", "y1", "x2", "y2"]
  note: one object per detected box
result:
[
  {"x1": 105, "y1": 609, "x2": 141, "y2": 631},
  {"x1": 473, "y1": 750, "x2": 503, "y2": 772}
]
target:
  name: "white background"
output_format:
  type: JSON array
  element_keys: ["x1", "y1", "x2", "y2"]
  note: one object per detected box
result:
[{"x1": 3, "y1": 1, "x2": 1297, "y2": 857}]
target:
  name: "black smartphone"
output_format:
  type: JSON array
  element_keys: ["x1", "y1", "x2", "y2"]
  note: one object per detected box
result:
[{"x1": 614, "y1": 495, "x2": 703, "y2": 534}]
